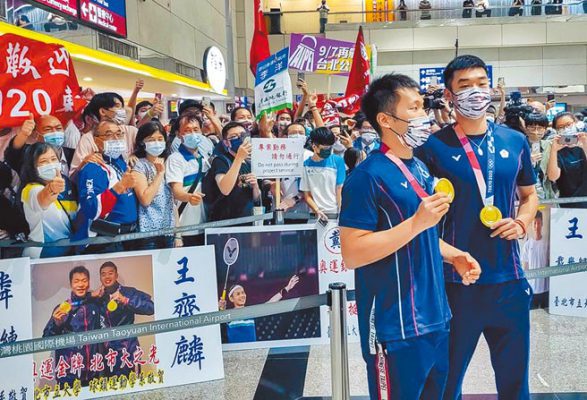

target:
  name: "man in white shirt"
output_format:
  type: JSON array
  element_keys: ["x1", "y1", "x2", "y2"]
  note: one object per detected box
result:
[{"x1": 521, "y1": 210, "x2": 549, "y2": 308}]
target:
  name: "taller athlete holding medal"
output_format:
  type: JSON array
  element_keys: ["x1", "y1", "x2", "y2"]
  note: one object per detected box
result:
[
  {"x1": 416, "y1": 55, "x2": 539, "y2": 399},
  {"x1": 340, "y1": 73, "x2": 482, "y2": 400}
]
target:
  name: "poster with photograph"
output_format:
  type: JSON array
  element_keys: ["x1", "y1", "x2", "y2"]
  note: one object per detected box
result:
[
  {"x1": 206, "y1": 223, "x2": 358, "y2": 350},
  {"x1": 519, "y1": 206, "x2": 551, "y2": 308},
  {"x1": 0, "y1": 247, "x2": 224, "y2": 399}
]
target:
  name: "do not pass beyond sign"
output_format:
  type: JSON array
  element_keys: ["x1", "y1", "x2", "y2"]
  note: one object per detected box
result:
[{"x1": 251, "y1": 138, "x2": 306, "y2": 179}]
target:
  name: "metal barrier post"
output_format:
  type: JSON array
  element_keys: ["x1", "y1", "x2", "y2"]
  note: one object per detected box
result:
[
  {"x1": 329, "y1": 282, "x2": 350, "y2": 400},
  {"x1": 274, "y1": 209, "x2": 285, "y2": 225}
]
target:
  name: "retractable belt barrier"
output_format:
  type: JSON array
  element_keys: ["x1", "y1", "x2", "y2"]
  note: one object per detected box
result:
[{"x1": 1, "y1": 261, "x2": 587, "y2": 359}]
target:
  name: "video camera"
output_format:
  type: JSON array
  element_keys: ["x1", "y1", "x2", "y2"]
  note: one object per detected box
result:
[
  {"x1": 504, "y1": 91, "x2": 534, "y2": 132},
  {"x1": 423, "y1": 88, "x2": 445, "y2": 110}
]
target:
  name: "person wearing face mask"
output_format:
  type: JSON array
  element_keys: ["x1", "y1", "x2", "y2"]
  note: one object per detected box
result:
[
  {"x1": 131, "y1": 121, "x2": 175, "y2": 249},
  {"x1": 547, "y1": 112, "x2": 587, "y2": 208},
  {"x1": 5, "y1": 114, "x2": 75, "y2": 175},
  {"x1": 353, "y1": 118, "x2": 380, "y2": 156},
  {"x1": 203, "y1": 122, "x2": 261, "y2": 222},
  {"x1": 275, "y1": 109, "x2": 293, "y2": 137},
  {"x1": 416, "y1": 55, "x2": 538, "y2": 400},
  {"x1": 74, "y1": 121, "x2": 138, "y2": 254},
  {"x1": 299, "y1": 127, "x2": 346, "y2": 222},
  {"x1": 166, "y1": 114, "x2": 210, "y2": 246},
  {"x1": 340, "y1": 73, "x2": 481, "y2": 400},
  {"x1": 522, "y1": 112, "x2": 556, "y2": 200},
  {"x1": 19, "y1": 142, "x2": 77, "y2": 258},
  {"x1": 134, "y1": 100, "x2": 153, "y2": 125},
  {"x1": 270, "y1": 123, "x2": 313, "y2": 219},
  {"x1": 70, "y1": 92, "x2": 138, "y2": 178},
  {"x1": 231, "y1": 106, "x2": 256, "y2": 136}
]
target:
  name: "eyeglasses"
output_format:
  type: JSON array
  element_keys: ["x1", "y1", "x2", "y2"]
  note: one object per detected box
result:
[{"x1": 97, "y1": 131, "x2": 124, "y2": 140}]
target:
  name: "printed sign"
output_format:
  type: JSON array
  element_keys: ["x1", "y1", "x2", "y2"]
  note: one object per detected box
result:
[
  {"x1": 79, "y1": 0, "x2": 127, "y2": 38},
  {"x1": 549, "y1": 208, "x2": 587, "y2": 318},
  {"x1": 254, "y1": 47, "x2": 292, "y2": 119},
  {"x1": 0, "y1": 247, "x2": 223, "y2": 398},
  {"x1": 251, "y1": 138, "x2": 306, "y2": 179},
  {"x1": 289, "y1": 34, "x2": 355, "y2": 76},
  {"x1": 27, "y1": 0, "x2": 78, "y2": 18},
  {"x1": 419, "y1": 65, "x2": 493, "y2": 91}
]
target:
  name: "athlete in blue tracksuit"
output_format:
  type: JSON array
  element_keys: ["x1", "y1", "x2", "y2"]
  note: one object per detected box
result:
[
  {"x1": 340, "y1": 73, "x2": 481, "y2": 400},
  {"x1": 416, "y1": 55, "x2": 538, "y2": 399},
  {"x1": 43, "y1": 266, "x2": 104, "y2": 386},
  {"x1": 73, "y1": 120, "x2": 138, "y2": 253},
  {"x1": 92, "y1": 261, "x2": 154, "y2": 377}
]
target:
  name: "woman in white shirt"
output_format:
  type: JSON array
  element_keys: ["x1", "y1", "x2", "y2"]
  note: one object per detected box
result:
[{"x1": 20, "y1": 143, "x2": 77, "y2": 258}]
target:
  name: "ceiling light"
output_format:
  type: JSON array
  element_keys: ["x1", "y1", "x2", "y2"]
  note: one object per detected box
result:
[{"x1": 83, "y1": 77, "x2": 93, "y2": 82}]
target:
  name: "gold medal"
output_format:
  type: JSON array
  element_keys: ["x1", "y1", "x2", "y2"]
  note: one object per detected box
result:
[
  {"x1": 59, "y1": 301, "x2": 71, "y2": 314},
  {"x1": 480, "y1": 205, "x2": 502, "y2": 228},
  {"x1": 434, "y1": 178, "x2": 455, "y2": 203},
  {"x1": 107, "y1": 299, "x2": 118, "y2": 312}
]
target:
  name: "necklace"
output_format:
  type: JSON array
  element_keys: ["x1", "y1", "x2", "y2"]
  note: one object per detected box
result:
[{"x1": 468, "y1": 134, "x2": 487, "y2": 156}]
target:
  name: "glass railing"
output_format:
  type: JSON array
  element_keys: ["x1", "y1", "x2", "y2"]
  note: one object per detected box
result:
[{"x1": 264, "y1": 1, "x2": 587, "y2": 34}]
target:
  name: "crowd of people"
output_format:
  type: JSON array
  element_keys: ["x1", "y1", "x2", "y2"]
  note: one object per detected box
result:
[{"x1": 0, "y1": 58, "x2": 585, "y2": 261}]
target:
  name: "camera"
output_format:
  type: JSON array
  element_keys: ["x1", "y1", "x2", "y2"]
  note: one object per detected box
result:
[
  {"x1": 423, "y1": 89, "x2": 445, "y2": 110},
  {"x1": 559, "y1": 134, "x2": 579, "y2": 146},
  {"x1": 504, "y1": 91, "x2": 534, "y2": 132}
]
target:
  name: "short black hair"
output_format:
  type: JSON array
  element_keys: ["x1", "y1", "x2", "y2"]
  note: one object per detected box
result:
[
  {"x1": 310, "y1": 127, "x2": 335, "y2": 146},
  {"x1": 552, "y1": 112, "x2": 577, "y2": 130},
  {"x1": 344, "y1": 147, "x2": 362, "y2": 172},
  {"x1": 86, "y1": 92, "x2": 125, "y2": 120},
  {"x1": 222, "y1": 121, "x2": 246, "y2": 139},
  {"x1": 443, "y1": 55, "x2": 488, "y2": 91},
  {"x1": 134, "y1": 120, "x2": 169, "y2": 159},
  {"x1": 179, "y1": 99, "x2": 203, "y2": 116},
  {"x1": 171, "y1": 112, "x2": 204, "y2": 135},
  {"x1": 99, "y1": 261, "x2": 117, "y2": 273},
  {"x1": 285, "y1": 122, "x2": 306, "y2": 135},
  {"x1": 69, "y1": 266, "x2": 90, "y2": 283},
  {"x1": 361, "y1": 73, "x2": 420, "y2": 134},
  {"x1": 135, "y1": 101, "x2": 153, "y2": 116},
  {"x1": 524, "y1": 112, "x2": 549, "y2": 128},
  {"x1": 19, "y1": 143, "x2": 59, "y2": 191},
  {"x1": 231, "y1": 106, "x2": 253, "y2": 121}
]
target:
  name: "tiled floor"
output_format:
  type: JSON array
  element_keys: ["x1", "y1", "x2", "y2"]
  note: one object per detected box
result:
[{"x1": 108, "y1": 309, "x2": 587, "y2": 400}]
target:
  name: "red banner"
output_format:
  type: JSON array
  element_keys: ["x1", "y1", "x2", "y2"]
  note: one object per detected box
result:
[{"x1": 0, "y1": 34, "x2": 85, "y2": 128}]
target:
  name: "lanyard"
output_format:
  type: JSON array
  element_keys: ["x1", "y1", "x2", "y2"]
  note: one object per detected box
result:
[
  {"x1": 380, "y1": 143, "x2": 429, "y2": 199},
  {"x1": 453, "y1": 123, "x2": 495, "y2": 206}
]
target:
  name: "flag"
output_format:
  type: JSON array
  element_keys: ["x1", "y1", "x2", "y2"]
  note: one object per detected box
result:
[
  {"x1": 340, "y1": 26, "x2": 370, "y2": 114},
  {"x1": 249, "y1": 0, "x2": 271, "y2": 76}
]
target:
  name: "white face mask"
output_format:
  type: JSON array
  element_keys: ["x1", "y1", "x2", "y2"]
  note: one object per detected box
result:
[
  {"x1": 333, "y1": 139, "x2": 346, "y2": 153},
  {"x1": 145, "y1": 141, "x2": 166, "y2": 157},
  {"x1": 137, "y1": 111, "x2": 148, "y2": 120},
  {"x1": 37, "y1": 162, "x2": 61, "y2": 182},
  {"x1": 452, "y1": 87, "x2": 492, "y2": 120},
  {"x1": 114, "y1": 109, "x2": 127, "y2": 125},
  {"x1": 103, "y1": 139, "x2": 127, "y2": 159},
  {"x1": 361, "y1": 130, "x2": 378, "y2": 145}
]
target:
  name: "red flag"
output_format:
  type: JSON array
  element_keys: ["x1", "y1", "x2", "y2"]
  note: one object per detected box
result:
[
  {"x1": 341, "y1": 26, "x2": 370, "y2": 114},
  {"x1": 249, "y1": 0, "x2": 271, "y2": 76},
  {"x1": 0, "y1": 34, "x2": 85, "y2": 127}
]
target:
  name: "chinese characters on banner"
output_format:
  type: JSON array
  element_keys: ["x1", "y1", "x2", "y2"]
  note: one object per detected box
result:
[
  {"x1": 289, "y1": 34, "x2": 355, "y2": 76},
  {"x1": 254, "y1": 47, "x2": 293, "y2": 119},
  {"x1": 0, "y1": 248, "x2": 223, "y2": 399},
  {"x1": 549, "y1": 208, "x2": 587, "y2": 318},
  {"x1": 79, "y1": 0, "x2": 128, "y2": 37},
  {"x1": 0, "y1": 257, "x2": 33, "y2": 400},
  {"x1": 317, "y1": 221, "x2": 359, "y2": 343},
  {"x1": 0, "y1": 34, "x2": 86, "y2": 127},
  {"x1": 251, "y1": 138, "x2": 306, "y2": 179}
]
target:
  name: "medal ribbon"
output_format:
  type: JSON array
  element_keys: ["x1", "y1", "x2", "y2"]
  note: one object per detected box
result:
[
  {"x1": 453, "y1": 124, "x2": 495, "y2": 206},
  {"x1": 380, "y1": 142, "x2": 429, "y2": 199}
]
